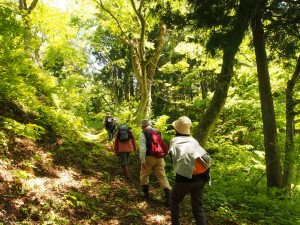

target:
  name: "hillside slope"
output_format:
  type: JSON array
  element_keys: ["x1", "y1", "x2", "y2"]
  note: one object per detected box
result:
[{"x1": 1, "y1": 134, "x2": 217, "y2": 225}]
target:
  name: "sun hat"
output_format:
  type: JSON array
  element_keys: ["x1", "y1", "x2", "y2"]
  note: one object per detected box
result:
[
  {"x1": 106, "y1": 112, "x2": 111, "y2": 116},
  {"x1": 172, "y1": 116, "x2": 192, "y2": 135},
  {"x1": 141, "y1": 119, "x2": 152, "y2": 127}
]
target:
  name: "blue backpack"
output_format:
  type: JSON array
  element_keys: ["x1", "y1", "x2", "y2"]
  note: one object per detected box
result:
[{"x1": 117, "y1": 124, "x2": 132, "y2": 141}]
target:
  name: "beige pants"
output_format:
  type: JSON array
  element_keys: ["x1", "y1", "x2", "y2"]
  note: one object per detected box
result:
[{"x1": 140, "y1": 156, "x2": 171, "y2": 190}]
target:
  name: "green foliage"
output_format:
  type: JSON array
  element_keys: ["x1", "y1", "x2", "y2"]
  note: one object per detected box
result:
[
  {"x1": 1, "y1": 117, "x2": 45, "y2": 141},
  {"x1": 66, "y1": 191, "x2": 86, "y2": 209},
  {"x1": 0, "y1": 1, "x2": 300, "y2": 225},
  {"x1": 203, "y1": 138, "x2": 300, "y2": 225},
  {"x1": 35, "y1": 106, "x2": 83, "y2": 137},
  {"x1": 43, "y1": 46, "x2": 65, "y2": 77},
  {"x1": 0, "y1": 130, "x2": 8, "y2": 148},
  {"x1": 110, "y1": 101, "x2": 138, "y2": 125},
  {"x1": 151, "y1": 115, "x2": 172, "y2": 143}
]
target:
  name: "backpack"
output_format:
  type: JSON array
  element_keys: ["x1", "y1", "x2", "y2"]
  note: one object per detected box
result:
[
  {"x1": 144, "y1": 128, "x2": 168, "y2": 158},
  {"x1": 117, "y1": 124, "x2": 132, "y2": 141},
  {"x1": 105, "y1": 116, "x2": 114, "y2": 129},
  {"x1": 193, "y1": 158, "x2": 207, "y2": 174},
  {"x1": 193, "y1": 153, "x2": 211, "y2": 175}
]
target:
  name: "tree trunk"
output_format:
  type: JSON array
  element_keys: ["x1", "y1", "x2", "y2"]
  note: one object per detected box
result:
[
  {"x1": 129, "y1": 44, "x2": 150, "y2": 122},
  {"x1": 130, "y1": 23, "x2": 167, "y2": 123},
  {"x1": 283, "y1": 56, "x2": 300, "y2": 194},
  {"x1": 117, "y1": 68, "x2": 123, "y2": 103},
  {"x1": 251, "y1": 10, "x2": 282, "y2": 188},
  {"x1": 194, "y1": 49, "x2": 234, "y2": 146},
  {"x1": 200, "y1": 76, "x2": 207, "y2": 100},
  {"x1": 194, "y1": 0, "x2": 260, "y2": 146},
  {"x1": 124, "y1": 72, "x2": 129, "y2": 101}
]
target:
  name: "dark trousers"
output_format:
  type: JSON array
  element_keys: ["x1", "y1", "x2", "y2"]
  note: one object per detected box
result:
[
  {"x1": 107, "y1": 128, "x2": 114, "y2": 141},
  {"x1": 170, "y1": 180, "x2": 206, "y2": 225}
]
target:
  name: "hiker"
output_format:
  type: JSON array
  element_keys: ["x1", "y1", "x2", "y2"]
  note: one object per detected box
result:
[
  {"x1": 139, "y1": 119, "x2": 171, "y2": 207},
  {"x1": 169, "y1": 116, "x2": 211, "y2": 225},
  {"x1": 103, "y1": 112, "x2": 115, "y2": 141},
  {"x1": 113, "y1": 124, "x2": 137, "y2": 179}
]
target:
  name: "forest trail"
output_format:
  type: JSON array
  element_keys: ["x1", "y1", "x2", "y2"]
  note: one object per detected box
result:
[
  {"x1": 0, "y1": 134, "x2": 174, "y2": 224},
  {"x1": 84, "y1": 133, "x2": 99, "y2": 141},
  {"x1": 0, "y1": 132, "x2": 217, "y2": 224},
  {"x1": 95, "y1": 137, "x2": 174, "y2": 225},
  {"x1": 92, "y1": 134, "x2": 214, "y2": 225}
]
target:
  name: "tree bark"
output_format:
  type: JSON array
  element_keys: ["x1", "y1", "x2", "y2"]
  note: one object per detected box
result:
[
  {"x1": 283, "y1": 56, "x2": 300, "y2": 193},
  {"x1": 194, "y1": 0, "x2": 260, "y2": 146},
  {"x1": 251, "y1": 8, "x2": 282, "y2": 188}
]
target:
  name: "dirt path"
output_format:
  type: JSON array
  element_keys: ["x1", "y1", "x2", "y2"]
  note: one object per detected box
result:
[{"x1": 0, "y1": 134, "x2": 204, "y2": 224}]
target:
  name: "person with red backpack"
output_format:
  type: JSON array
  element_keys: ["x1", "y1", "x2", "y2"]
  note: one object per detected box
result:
[
  {"x1": 114, "y1": 124, "x2": 137, "y2": 179},
  {"x1": 139, "y1": 119, "x2": 171, "y2": 207},
  {"x1": 169, "y1": 116, "x2": 211, "y2": 225}
]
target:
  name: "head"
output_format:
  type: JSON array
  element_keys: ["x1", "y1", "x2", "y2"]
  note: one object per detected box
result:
[
  {"x1": 172, "y1": 116, "x2": 192, "y2": 135},
  {"x1": 106, "y1": 112, "x2": 111, "y2": 116},
  {"x1": 141, "y1": 119, "x2": 151, "y2": 129}
]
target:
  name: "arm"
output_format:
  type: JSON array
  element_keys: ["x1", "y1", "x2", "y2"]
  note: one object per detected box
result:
[
  {"x1": 139, "y1": 131, "x2": 147, "y2": 163},
  {"x1": 113, "y1": 131, "x2": 119, "y2": 155}
]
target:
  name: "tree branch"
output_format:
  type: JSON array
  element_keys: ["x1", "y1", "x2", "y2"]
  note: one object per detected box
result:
[
  {"x1": 130, "y1": 0, "x2": 146, "y2": 65},
  {"x1": 146, "y1": 23, "x2": 168, "y2": 80},
  {"x1": 19, "y1": 0, "x2": 27, "y2": 10},
  {"x1": 96, "y1": 0, "x2": 131, "y2": 46},
  {"x1": 27, "y1": 0, "x2": 39, "y2": 14},
  {"x1": 19, "y1": 0, "x2": 38, "y2": 14}
]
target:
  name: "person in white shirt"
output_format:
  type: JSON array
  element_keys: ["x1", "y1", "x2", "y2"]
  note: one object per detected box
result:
[{"x1": 169, "y1": 116, "x2": 211, "y2": 225}]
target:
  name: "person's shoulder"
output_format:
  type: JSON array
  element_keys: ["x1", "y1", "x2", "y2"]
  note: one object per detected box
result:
[
  {"x1": 190, "y1": 136, "x2": 199, "y2": 143},
  {"x1": 170, "y1": 136, "x2": 181, "y2": 142},
  {"x1": 149, "y1": 127, "x2": 160, "y2": 132}
]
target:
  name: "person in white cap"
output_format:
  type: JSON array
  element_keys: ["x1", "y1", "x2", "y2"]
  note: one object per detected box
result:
[
  {"x1": 139, "y1": 119, "x2": 172, "y2": 207},
  {"x1": 169, "y1": 116, "x2": 211, "y2": 225}
]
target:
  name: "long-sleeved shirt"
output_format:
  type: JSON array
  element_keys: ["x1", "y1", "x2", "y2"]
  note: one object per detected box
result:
[
  {"x1": 139, "y1": 126, "x2": 165, "y2": 163},
  {"x1": 114, "y1": 130, "x2": 137, "y2": 154},
  {"x1": 169, "y1": 136, "x2": 209, "y2": 179},
  {"x1": 139, "y1": 126, "x2": 150, "y2": 163}
]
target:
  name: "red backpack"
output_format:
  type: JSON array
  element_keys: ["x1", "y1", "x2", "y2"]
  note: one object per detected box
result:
[{"x1": 144, "y1": 128, "x2": 168, "y2": 158}]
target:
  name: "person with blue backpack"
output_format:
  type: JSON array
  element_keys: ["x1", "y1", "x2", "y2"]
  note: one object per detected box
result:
[{"x1": 113, "y1": 124, "x2": 137, "y2": 179}]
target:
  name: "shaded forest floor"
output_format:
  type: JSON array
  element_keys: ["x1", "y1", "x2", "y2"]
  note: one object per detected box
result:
[{"x1": 0, "y1": 132, "x2": 232, "y2": 225}]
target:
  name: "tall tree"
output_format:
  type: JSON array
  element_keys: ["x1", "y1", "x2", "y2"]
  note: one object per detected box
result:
[
  {"x1": 284, "y1": 56, "x2": 300, "y2": 193},
  {"x1": 263, "y1": 0, "x2": 300, "y2": 192},
  {"x1": 189, "y1": 0, "x2": 260, "y2": 146},
  {"x1": 251, "y1": 3, "x2": 282, "y2": 188},
  {"x1": 94, "y1": 0, "x2": 185, "y2": 122}
]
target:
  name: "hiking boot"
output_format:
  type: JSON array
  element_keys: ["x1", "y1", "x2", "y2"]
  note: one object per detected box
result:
[
  {"x1": 142, "y1": 185, "x2": 149, "y2": 199},
  {"x1": 122, "y1": 165, "x2": 129, "y2": 179},
  {"x1": 164, "y1": 188, "x2": 171, "y2": 207}
]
